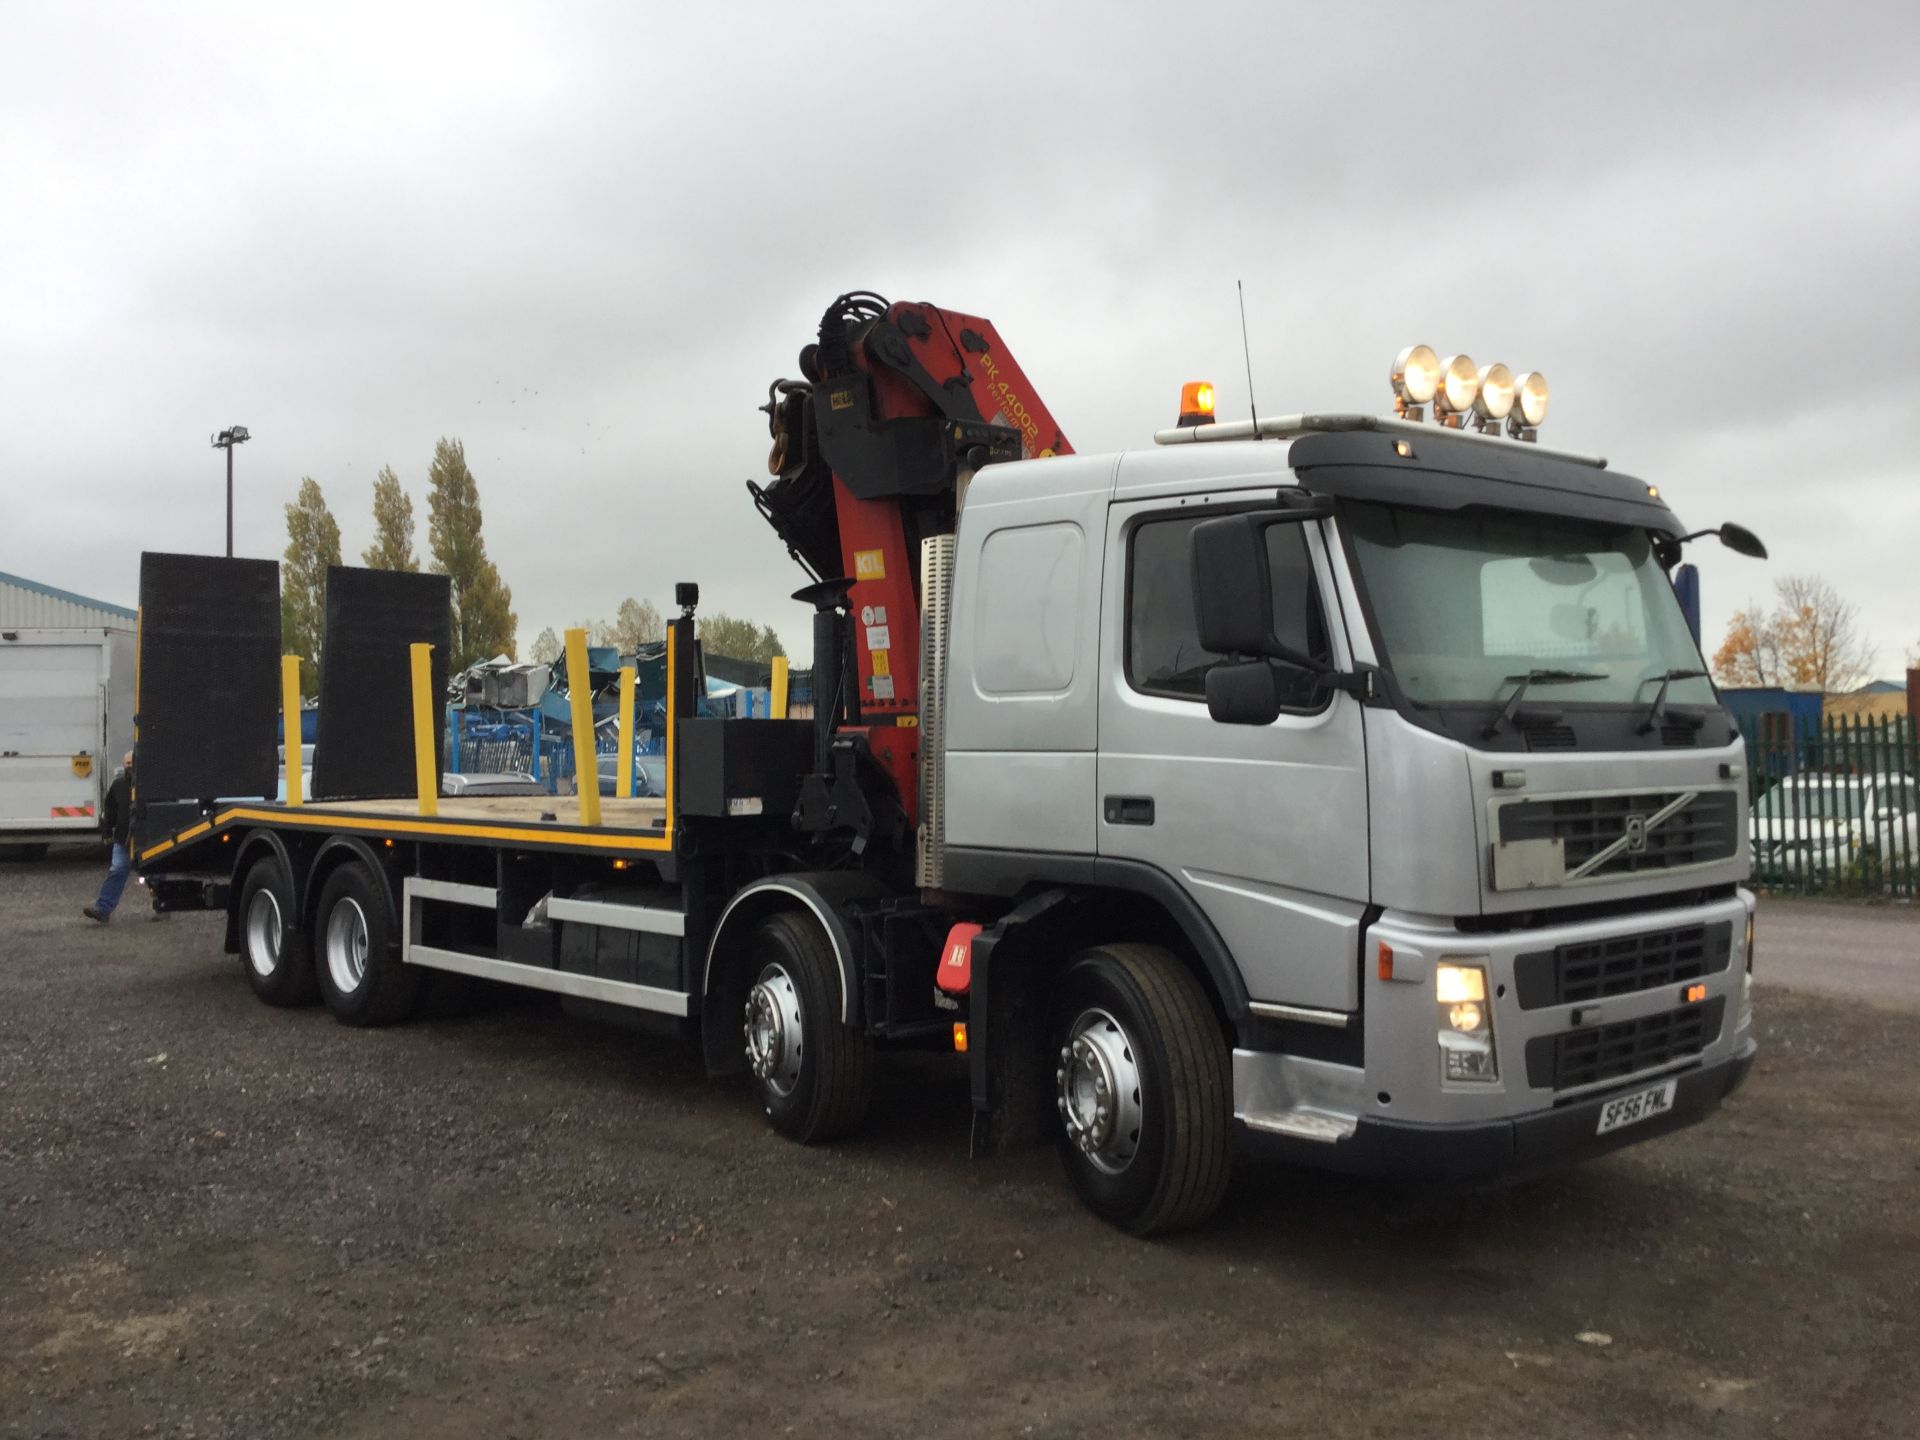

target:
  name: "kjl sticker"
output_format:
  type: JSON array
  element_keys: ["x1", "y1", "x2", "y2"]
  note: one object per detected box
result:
[{"x1": 853, "y1": 549, "x2": 886, "y2": 580}]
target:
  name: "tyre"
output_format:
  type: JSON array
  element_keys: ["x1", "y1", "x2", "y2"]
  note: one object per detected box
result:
[
  {"x1": 1051, "y1": 944, "x2": 1233, "y2": 1235},
  {"x1": 313, "y1": 862, "x2": 423, "y2": 1027},
  {"x1": 238, "y1": 856, "x2": 317, "y2": 1006},
  {"x1": 742, "y1": 912, "x2": 872, "y2": 1143}
]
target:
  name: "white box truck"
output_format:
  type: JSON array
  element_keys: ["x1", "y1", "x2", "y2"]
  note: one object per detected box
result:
[{"x1": 0, "y1": 627, "x2": 136, "y2": 856}]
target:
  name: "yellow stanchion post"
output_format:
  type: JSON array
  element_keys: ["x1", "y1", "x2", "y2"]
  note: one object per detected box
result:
[
  {"x1": 770, "y1": 655, "x2": 790, "y2": 720},
  {"x1": 281, "y1": 655, "x2": 305, "y2": 807},
  {"x1": 617, "y1": 665, "x2": 636, "y2": 800},
  {"x1": 565, "y1": 627, "x2": 602, "y2": 827},
  {"x1": 409, "y1": 642, "x2": 439, "y2": 817}
]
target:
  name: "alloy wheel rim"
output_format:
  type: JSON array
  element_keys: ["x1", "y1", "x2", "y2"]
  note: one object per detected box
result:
[
  {"x1": 1057, "y1": 1007, "x2": 1146, "y2": 1175},
  {"x1": 244, "y1": 888, "x2": 282, "y2": 978},
  {"x1": 325, "y1": 897, "x2": 370, "y2": 995},
  {"x1": 743, "y1": 961, "x2": 804, "y2": 1098}
]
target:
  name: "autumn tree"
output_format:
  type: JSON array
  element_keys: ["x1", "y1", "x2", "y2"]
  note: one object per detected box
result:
[
  {"x1": 698, "y1": 612, "x2": 785, "y2": 664},
  {"x1": 529, "y1": 627, "x2": 562, "y2": 665},
  {"x1": 1711, "y1": 605, "x2": 1785, "y2": 688},
  {"x1": 1711, "y1": 575, "x2": 1874, "y2": 694},
  {"x1": 281, "y1": 477, "x2": 342, "y2": 698},
  {"x1": 1773, "y1": 575, "x2": 1873, "y2": 694},
  {"x1": 609, "y1": 597, "x2": 664, "y2": 651},
  {"x1": 361, "y1": 465, "x2": 419, "y2": 571},
  {"x1": 426, "y1": 437, "x2": 518, "y2": 669}
]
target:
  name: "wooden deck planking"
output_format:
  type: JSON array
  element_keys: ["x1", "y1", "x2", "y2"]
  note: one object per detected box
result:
[{"x1": 313, "y1": 796, "x2": 669, "y2": 830}]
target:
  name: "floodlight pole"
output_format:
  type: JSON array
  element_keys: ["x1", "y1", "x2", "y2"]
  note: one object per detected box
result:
[{"x1": 211, "y1": 425, "x2": 252, "y2": 557}]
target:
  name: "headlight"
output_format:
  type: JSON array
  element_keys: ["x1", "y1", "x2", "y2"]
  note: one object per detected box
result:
[
  {"x1": 1448, "y1": 1002, "x2": 1485, "y2": 1033},
  {"x1": 1435, "y1": 963, "x2": 1486, "y2": 1004},
  {"x1": 1436, "y1": 961, "x2": 1497, "y2": 1082}
]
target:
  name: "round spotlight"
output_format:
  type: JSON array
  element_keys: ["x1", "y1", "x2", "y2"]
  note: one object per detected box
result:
[
  {"x1": 1514, "y1": 371, "x2": 1549, "y2": 427},
  {"x1": 1437, "y1": 354, "x2": 1479, "y2": 416},
  {"x1": 1392, "y1": 344, "x2": 1440, "y2": 405},
  {"x1": 1473, "y1": 363, "x2": 1515, "y2": 420}
]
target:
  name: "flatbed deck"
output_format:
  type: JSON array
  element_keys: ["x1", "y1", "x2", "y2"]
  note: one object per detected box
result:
[
  {"x1": 320, "y1": 796, "x2": 668, "y2": 827},
  {"x1": 140, "y1": 793, "x2": 674, "y2": 865}
]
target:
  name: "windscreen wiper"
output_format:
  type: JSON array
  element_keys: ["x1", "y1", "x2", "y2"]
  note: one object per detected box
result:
[
  {"x1": 1636, "y1": 668, "x2": 1711, "y2": 734},
  {"x1": 1483, "y1": 669, "x2": 1606, "y2": 737}
]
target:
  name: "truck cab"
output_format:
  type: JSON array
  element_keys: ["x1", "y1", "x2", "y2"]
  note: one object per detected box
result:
[{"x1": 932, "y1": 417, "x2": 1756, "y2": 1198}]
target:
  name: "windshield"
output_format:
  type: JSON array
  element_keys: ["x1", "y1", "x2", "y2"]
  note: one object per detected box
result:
[{"x1": 1343, "y1": 502, "x2": 1715, "y2": 707}]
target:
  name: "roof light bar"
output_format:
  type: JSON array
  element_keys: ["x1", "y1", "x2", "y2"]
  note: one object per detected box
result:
[{"x1": 1388, "y1": 348, "x2": 1549, "y2": 442}]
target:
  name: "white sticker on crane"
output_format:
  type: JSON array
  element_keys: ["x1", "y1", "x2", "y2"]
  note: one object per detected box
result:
[
  {"x1": 872, "y1": 606, "x2": 887, "y2": 624},
  {"x1": 860, "y1": 605, "x2": 875, "y2": 626},
  {"x1": 872, "y1": 676, "x2": 895, "y2": 700},
  {"x1": 866, "y1": 625, "x2": 891, "y2": 652}
]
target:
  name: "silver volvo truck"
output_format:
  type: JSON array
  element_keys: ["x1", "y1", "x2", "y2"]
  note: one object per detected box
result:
[{"x1": 136, "y1": 334, "x2": 1766, "y2": 1236}]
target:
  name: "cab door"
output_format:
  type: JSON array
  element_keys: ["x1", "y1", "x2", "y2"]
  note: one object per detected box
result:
[{"x1": 1094, "y1": 496, "x2": 1371, "y2": 1014}]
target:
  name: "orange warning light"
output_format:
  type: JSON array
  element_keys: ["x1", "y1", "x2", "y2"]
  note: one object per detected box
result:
[
  {"x1": 1684, "y1": 983, "x2": 1707, "y2": 1004},
  {"x1": 952, "y1": 1022, "x2": 969, "y2": 1053},
  {"x1": 1178, "y1": 380, "x2": 1216, "y2": 428}
]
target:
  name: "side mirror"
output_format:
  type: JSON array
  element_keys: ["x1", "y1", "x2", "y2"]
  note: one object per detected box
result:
[
  {"x1": 1205, "y1": 659, "x2": 1282, "y2": 726},
  {"x1": 1718, "y1": 523, "x2": 1768, "y2": 559},
  {"x1": 1190, "y1": 500, "x2": 1331, "y2": 656}
]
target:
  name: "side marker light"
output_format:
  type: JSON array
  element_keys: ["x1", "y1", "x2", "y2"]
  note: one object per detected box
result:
[{"x1": 952, "y1": 1022, "x2": 969, "y2": 1053}]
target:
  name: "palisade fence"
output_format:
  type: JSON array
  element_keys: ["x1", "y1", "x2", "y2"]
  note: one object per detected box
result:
[{"x1": 1743, "y1": 713, "x2": 1918, "y2": 898}]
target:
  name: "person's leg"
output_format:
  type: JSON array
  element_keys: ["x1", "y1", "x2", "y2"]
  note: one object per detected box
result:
[{"x1": 92, "y1": 842, "x2": 131, "y2": 918}]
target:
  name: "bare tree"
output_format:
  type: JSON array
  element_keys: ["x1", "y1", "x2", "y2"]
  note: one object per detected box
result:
[{"x1": 1773, "y1": 575, "x2": 1874, "y2": 694}]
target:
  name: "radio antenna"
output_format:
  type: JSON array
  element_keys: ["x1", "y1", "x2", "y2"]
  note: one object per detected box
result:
[{"x1": 1237, "y1": 280, "x2": 1260, "y2": 429}]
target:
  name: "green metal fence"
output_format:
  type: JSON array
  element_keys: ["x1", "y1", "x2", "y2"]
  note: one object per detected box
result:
[{"x1": 1744, "y1": 713, "x2": 1919, "y2": 897}]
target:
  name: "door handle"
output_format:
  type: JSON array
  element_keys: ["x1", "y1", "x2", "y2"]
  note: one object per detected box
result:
[{"x1": 1104, "y1": 795, "x2": 1155, "y2": 826}]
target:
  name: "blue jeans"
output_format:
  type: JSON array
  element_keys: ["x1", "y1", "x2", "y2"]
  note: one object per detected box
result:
[{"x1": 95, "y1": 842, "x2": 131, "y2": 916}]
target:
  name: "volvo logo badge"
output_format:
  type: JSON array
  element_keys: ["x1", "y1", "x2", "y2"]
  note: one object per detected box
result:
[{"x1": 1623, "y1": 814, "x2": 1649, "y2": 853}]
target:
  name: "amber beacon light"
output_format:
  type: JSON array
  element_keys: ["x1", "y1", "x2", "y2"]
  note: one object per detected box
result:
[{"x1": 1177, "y1": 380, "x2": 1216, "y2": 427}]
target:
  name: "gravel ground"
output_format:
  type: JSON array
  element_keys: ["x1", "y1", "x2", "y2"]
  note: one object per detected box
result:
[{"x1": 4, "y1": 848, "x2": 1918, "y2": 1439}]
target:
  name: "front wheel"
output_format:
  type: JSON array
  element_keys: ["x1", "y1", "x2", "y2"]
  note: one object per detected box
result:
[
  {"x1": 742, "y1": 912, "x2": 872, "y2": 1143},
  {"x1": 1051, "y1": 944, "x2": 1233, "y2": 1235}
]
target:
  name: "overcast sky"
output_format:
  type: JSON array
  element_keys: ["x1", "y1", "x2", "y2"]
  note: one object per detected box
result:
[{"x1": 4, "y1": 2, "x2": 1916, "y2": 673}]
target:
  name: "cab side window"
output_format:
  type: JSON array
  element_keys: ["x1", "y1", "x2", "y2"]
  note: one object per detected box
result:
[{"x1": 1126, "y1": 513, "x2": 1331, "y2": 706}]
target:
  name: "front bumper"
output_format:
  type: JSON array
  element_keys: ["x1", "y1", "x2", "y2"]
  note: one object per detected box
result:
[{"x1": 1238, "y1": 1037, "x2": 1756, "y2": 1181}]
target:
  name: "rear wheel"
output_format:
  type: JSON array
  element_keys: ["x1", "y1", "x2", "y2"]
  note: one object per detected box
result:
[
  {"x1": 743, "y1": 912, "x2": 872, "y2": 1142},
  {"x1": 1051, "y1": 944, "x2": 1233, "y2": 1235},
  {"x1": 238, "y1": 857, "x2": 316, "y2": 1006},
  {"x1": 314, "y1": 862, "x2": 422, "y2": 1026}
]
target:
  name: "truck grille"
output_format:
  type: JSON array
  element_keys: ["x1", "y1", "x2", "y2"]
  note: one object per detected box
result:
[
  {"x1": 1525, "y1": 998, "x2": 1726, "y2": 1092},
  {"x1": 1496, "y1": 790, "x2": 1739, "y2": 879},
  {"x1": 1513, "y1": 921, "x2": 1734, "y2": 1009}
]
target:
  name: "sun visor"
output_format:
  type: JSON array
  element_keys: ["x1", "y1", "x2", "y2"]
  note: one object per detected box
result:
[
  {"x1": 311, "y1": 566, "x2": 452, "y2": 800},
  {"x1": 136, "y1": 552, "x2": 282, "y2": 803}
]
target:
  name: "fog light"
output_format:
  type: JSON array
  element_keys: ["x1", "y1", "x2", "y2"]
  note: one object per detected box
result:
[
  {"x1": 1448, "y1": 1001, "x2": 1485, "y2": 1032},
  {"x1": 1441, "y1": 1030, "x2": 1498, "y2": 1082}
]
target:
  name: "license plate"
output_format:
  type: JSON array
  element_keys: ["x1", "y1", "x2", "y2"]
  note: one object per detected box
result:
[{"x1": 1595, "y1": 1078, "x2": 1678, "y2": 1135}]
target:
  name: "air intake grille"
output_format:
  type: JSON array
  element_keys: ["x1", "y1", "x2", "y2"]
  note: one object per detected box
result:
[
  {"x1": 1496, "y1": 790, "x2": 1739, "y2": 878},
  {"x1": 1525, "y1": 998, "x2": 1726, "y2": 1092},
  {"x1": 1513, "y1": 921, "x2": 1734, "y2": 1009}
]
